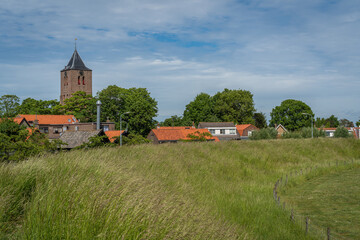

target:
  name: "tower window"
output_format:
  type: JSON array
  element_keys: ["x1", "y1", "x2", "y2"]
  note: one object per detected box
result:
[
  {"x1": 82, "y1": 76, "x2": 85, "y2": 85},
  {"x1": 78, "y1": 76, "x2": 80, "y2": 85}
]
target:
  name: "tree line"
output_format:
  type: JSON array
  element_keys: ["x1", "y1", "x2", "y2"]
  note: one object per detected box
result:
[{"x1": 1, "y1": 87, "x2": 359, "y2": 137}]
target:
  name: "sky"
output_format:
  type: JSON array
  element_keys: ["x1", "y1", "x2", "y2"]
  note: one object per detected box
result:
[{"x1": 0, "y1": 0, "x2": 359, "y2": 123}]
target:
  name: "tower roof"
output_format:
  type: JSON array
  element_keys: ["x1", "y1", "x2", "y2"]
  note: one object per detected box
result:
[{"x1": 61, "y1": 49, "x2": 91, "y2": 71}]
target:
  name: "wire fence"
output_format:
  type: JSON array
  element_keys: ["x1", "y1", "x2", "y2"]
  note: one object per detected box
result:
[{"x1": 273, "y1": 159, "x2": 359, "y2": 240}]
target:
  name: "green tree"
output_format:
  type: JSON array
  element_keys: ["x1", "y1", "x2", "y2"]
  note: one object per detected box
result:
[
  {"x1": 183, "y1": 93, "x2": 216, "y2": 125},
  {"x1": 55, "y1": 91, "x2": 96, "y2": 122},
  {"x1": 123, "y1": 88, "x2": 158, "y2": 136},
  {"x1": 0, "y1": 95, "x2": 20, "y2": 117},
  {"x1": 0, "y1": 118, "x2": 61, "y2": 162},
  {"x1": 253, "y1": 112, "x2": 267, "y2": 129},
  {"x1": 316, "y1": 115, "x2": 340, "y2": 128},
  {"x1": 339, "y1": 119, "x2": 354, "y2": 127},
  {"x1": 334, "y1": 126, "x2": 352, "y2": 138},
  {"x1": 161, "y1": 115, "x2": 191, "y2": 127},
  {"x1": 356, "y1": 120, "x2": 360, "y2": 127},
  {"x1": 270, "y1": 99, "x2": 313, "y2": 131},
  {"x1": 17, "y1": 98, "x2": 60, "y2": 115},
  {"x1": 213, "y1": 89, "x2": 255, "y2": 124},
  {"x1": 96, "y1": 85, "x2": 128, "y2": 125}
]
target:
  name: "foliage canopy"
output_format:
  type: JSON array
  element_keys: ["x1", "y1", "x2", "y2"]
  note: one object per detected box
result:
[{"x1": 270, "y1": 99, "x2": 313, "y2": 131}]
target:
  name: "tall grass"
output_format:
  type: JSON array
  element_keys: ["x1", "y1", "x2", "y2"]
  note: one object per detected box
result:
[{"x1": 1, "y1": 138, "x2": 360, "y2": 239}]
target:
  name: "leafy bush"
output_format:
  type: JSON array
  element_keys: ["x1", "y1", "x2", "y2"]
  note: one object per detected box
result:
[
  {"x1": 76, "y1": 135, "x2": 110, "y2": 149},
  {"x1": 250, "y1": 127, "x2": 278, "y2": 140},
  {"x1": 0, "y1": 118, "x2": 63, "y2": 162},
  {"x1": 334, "y1": 126, "x2": 353, "y2": 138},
  {"x1": 121, "y1": 133, "x2": 150, "y2": 145},
  {"x1": 281, "y1": 127, "x2": 326, "y2": 139}
]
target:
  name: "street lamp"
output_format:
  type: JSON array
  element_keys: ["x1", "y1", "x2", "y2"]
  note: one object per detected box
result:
[
  {"x1": 302, "y1": 113, "x2": 313, "y2": 138},
  {"x1": 96, "y1": 100, "x2": 101, "y2": 130},
  {"x1": 120, "y1": 112, "x2": 131, "y2": 146}
]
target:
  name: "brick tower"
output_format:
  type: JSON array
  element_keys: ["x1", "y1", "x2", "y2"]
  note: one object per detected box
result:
[{"x1": 60, "y1": 48, "x2": 92, "y2": 104}]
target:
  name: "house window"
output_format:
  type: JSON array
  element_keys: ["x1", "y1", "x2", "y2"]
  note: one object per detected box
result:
[
  {"x1": 209, "y1": 129, "x2": 215, "y2": 135},
  {"x1": 248, "y1": 131, "x2": 253, "y2": 136},
  {"x1": 220, "y1": 129, "x2": 225, "y2": 134},
  {"x1": 40, "y1": 127, "x2": 49, "y2": 134},
  {"x1": 229, "y1": 129, "x2": 236, "y2": 135},
  {"x1": 78, "y1": 76, "x2": 80, "y2": 85},
  {"x1": 82, "y1": 76, "x2": 85, "y2": 85},
  {"x1": 75, "y1": 126, "x2": 79, "y2": 131},
  {"x1": 101, "y1": 125, "x2": 109, "y2": 131}
]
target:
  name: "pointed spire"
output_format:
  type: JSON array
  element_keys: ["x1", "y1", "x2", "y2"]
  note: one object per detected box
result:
[{"x1": 62, "y1": 48, "x2": 91, "y2": 71}]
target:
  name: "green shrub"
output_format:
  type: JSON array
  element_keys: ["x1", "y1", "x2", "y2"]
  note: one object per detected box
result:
[
  {"x1": 250, "y1": 127, "x2": 277, "y2": 140},
  {"x1": 334, "y1": 126, "x2": 353, "y2": 138},
  {"x1": 121, "y1": 133, "x2": 150, "y2": 145}
]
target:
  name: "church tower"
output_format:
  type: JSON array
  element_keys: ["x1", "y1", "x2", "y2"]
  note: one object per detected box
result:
[{"x1": 60, "y1": 48, "x2": 92, "y2": 104}]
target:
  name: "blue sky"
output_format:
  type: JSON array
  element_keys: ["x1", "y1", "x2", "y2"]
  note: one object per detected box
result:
[{"x1": 0, "y1": 0, "x2": 359, "y2": 123}]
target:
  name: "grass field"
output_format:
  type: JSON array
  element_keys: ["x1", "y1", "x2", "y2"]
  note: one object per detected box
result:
[
  {"x1": 281, "y1": 166, "x2": 360, "y2": 239},
  {"x1": 1, "y1": 138, "x2": 360, "y2": 239}
]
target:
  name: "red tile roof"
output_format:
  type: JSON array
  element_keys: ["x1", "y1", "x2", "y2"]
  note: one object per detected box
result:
[
  {"x1": 236, "y1": 124, "x2": 258, "y2": 136},
  {"x1": 19, "y1": 115, "x2": 78, "y2": 125},
  {"x1": 105, "y1": 130, "x2": 125, "y2": 143},
  {"x1": 151, "y1": 128, "x2": 217, "y2": 142},
  {"x1": 13, "y1": 117, "x2": 26, "y2": 124}
]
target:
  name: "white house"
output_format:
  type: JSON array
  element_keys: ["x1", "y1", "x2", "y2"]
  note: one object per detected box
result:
[{"x1": 198, "y1": 122, "x2": 240, "y2": 141}]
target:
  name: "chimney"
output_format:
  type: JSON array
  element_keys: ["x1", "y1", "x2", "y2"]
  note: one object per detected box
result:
[
  {"x1": 34, "y1": 114, "x2": 39, "y2": 129},
  {"x1": 157, "y1": 123, "x2": 160, "y2": 129},
  {"x1": 192, "y1": 122, "x2": 195, "y2": 128}
]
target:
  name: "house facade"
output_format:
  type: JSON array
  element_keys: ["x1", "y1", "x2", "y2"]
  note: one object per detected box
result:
[
  {"x1": 275, "y1": 124, "x2": 288, "y2": 137},
  {"x1": 197, "y1": 122, "x2": 240, "y2": 141}
]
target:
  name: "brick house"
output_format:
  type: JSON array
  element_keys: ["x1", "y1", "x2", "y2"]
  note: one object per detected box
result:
[
  {"x1": 236, "y1": 124, "x2": 259, "y2": 139},
  {"x1": 275, "y1": 124, "x2": 288, "y2": 137},
  {"x1": 18, "y1": 114, "x2": 115, "y2": 139}
]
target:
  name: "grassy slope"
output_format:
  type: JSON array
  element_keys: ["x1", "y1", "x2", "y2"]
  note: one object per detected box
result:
[
  {"x1": 281, "y1": 167, "x2": 360, "y2": 239},
  {"x1": 1, "y1": 138, "x2": 360, "y2": 239}
]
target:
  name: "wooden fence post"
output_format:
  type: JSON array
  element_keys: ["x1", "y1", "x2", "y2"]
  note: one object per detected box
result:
[
  {"x1": 285, "y1": 175, "x2": 288, "y2": 185},
  {"x1": 327, "y1": 227, "x2": 331, "y2": 240},
  {"x1": 305, "y1": 217, "x2": 309, "y2": 234},
  {"x1": 290, "y1": 209, "x2": 294, "y2": 222}
]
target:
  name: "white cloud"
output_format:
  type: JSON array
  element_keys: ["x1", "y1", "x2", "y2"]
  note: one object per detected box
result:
[{"x1": 0, "y1": 0, "x2": 359, "y2": 123}]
